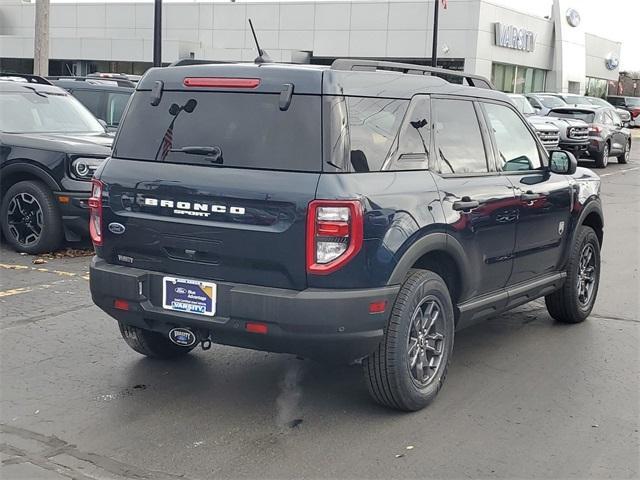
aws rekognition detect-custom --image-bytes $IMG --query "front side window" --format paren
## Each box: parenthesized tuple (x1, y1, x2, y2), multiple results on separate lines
(433, 99, 488, 174)
(483, 102, 542, 171)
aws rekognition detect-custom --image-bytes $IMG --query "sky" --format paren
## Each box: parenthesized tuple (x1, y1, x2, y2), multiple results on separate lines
(490, 0, 639, 71)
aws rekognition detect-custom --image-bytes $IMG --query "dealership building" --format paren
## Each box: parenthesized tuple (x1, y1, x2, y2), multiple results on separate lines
(0, 0, 622, 96)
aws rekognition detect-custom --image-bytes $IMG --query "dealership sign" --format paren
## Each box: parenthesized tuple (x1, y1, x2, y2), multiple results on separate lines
(494, 23, 536, 52)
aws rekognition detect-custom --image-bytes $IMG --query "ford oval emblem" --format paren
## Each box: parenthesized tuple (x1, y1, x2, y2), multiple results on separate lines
(168, 328, 198, 347)
(175, 287, 187, 294)
(108, 222, 126, 234)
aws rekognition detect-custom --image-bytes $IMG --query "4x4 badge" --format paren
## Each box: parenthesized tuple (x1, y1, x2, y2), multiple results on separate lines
(558, 221, 565, 235)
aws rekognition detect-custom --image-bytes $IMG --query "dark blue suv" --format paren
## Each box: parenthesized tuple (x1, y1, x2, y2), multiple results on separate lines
(89, 60, 604, 411)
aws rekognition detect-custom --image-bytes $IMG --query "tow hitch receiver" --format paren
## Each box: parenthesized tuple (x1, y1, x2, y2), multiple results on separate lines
(168, 328, 198, 347)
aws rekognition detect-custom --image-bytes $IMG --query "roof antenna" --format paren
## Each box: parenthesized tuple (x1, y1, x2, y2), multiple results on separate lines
(248, 19, 273, 64)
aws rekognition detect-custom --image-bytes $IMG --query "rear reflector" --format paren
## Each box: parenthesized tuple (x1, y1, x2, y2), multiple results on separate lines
(183, 77, 261, 89)
(114, 299, 129, 311)
(369, 300, 387, 314)
(245, 322, 268, 335)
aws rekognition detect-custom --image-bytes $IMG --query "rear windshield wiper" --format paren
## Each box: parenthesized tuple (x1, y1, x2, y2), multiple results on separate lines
(169, 146, 223, 164)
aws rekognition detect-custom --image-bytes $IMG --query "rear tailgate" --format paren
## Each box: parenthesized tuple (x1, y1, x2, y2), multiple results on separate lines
(96, 66, 323, 290)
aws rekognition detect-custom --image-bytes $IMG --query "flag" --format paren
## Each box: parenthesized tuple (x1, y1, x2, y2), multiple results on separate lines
(160, 121, 174, 161)
(441, 0, 448, 9)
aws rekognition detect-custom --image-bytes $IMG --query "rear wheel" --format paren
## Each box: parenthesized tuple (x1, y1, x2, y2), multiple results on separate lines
(0, 181, 63, 254)
(617, 140, 630, 164)
(594, 142, 609, 168)
(118, 323, 196, 359)
(363, 270, 455, 411)
(545, 226, 601, 323)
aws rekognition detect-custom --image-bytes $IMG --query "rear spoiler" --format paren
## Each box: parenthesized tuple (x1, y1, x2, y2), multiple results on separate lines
(330, 59, 495, 90)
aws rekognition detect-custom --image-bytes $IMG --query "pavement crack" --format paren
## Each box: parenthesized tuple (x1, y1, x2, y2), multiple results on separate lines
(1, 304, 96, 330)
(0, 424, 191, 480)
(590, 313, 639, 324)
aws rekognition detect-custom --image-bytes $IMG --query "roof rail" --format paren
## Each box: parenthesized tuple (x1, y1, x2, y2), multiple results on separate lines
(330, 59, 495, 90)
(47, 76, 135, 88)
(0, 73, 53, 85)
(168, 59, 237, 67)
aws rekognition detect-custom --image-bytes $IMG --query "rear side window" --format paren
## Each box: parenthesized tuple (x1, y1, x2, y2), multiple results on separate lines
(433, 99, 488, 174)
(71, 89, 103, 119)
(114, 91, 322, 172)
(106, 92, 131, 126)
(323, 96, 413, 172)
(384, 95, 430, 171)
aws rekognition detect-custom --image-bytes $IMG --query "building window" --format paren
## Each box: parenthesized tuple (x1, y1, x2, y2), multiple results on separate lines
(585, 77, 609, 98)
(492, 63, 546, 94)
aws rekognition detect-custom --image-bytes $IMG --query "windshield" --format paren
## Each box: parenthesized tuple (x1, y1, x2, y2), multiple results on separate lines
(508, 95, 535, 115)
(539, 96, 566, 108)
(549, 110, 595, 123)
(0, 90, 105, 134)
(563, 95, 588, 105)
(586, 97, 609, 107)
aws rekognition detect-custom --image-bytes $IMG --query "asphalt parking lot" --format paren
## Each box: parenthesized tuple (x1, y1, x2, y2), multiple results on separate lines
(1, 136, 639, 479)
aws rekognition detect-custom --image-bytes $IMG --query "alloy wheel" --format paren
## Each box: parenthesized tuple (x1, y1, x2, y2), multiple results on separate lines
(7, 193, 44, 247)
(603, 145, 609, 166)
(577, 243, 597, 306)
(407, 297, 445, 386)
(624, 142, 630, 162)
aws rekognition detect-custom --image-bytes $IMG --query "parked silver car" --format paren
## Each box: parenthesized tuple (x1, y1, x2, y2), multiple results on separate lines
(545, 93, 632, 127)
(507, 94, 559, 151)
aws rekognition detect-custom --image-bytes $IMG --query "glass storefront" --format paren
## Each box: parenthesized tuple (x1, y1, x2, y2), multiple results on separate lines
(585, 77, 609, 98)
(492, 63, 546, 94)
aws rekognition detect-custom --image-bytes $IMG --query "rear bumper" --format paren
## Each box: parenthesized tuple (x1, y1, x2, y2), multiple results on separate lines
(90, 257, 399, 362)
(54, 191, 90, 241)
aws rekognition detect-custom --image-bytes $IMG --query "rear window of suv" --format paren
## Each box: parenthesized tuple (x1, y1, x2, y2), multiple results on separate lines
(113, 91, 322, 172)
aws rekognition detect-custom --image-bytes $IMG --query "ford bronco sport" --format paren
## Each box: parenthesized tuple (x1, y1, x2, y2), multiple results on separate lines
(90, 60, 603, 411)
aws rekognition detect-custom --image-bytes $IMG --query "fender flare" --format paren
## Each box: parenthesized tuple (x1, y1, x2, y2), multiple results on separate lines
(387, 232, 473, 301)
(573, 198, 603, 243)
(1, 162, 61, 193)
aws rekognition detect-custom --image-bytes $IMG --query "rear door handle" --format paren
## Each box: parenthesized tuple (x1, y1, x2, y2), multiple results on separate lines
(520, 191, 542, 201)
(452, 198, 480, 211)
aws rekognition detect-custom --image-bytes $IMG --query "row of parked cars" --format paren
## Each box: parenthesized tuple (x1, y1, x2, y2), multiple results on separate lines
(509, 92, 634, 168)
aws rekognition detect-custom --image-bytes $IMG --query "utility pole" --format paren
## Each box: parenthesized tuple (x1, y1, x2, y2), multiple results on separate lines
(153, 0, 162, 67)
(430, 0, 439, 67)
(34, 0, 50, 76)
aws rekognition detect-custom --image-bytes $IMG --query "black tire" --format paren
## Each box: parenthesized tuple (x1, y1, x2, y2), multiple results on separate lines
(594, 142, 609, 168)
(0, 180, 63, 254)
(617, 140, 630, 164)
(545, 226, 601, 324)
(118, 322, 196, 359)
(363, 269, 455, 411)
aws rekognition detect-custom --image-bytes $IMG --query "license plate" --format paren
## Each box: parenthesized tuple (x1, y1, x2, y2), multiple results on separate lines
(162, 276, 216, 317)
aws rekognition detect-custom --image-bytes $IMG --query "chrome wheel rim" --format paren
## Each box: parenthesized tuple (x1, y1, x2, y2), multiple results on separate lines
(407, 297, 445, 386)
(625, 142, 630, 162)
(577, 244, 597, 306)
(7, 193, 43, 247)
(603, 145, 609, 166)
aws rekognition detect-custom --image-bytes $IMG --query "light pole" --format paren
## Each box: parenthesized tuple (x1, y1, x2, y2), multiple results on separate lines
(153, 0, 162, 67)
(34, 0, 50, 75)
(430, 0, 439, 67)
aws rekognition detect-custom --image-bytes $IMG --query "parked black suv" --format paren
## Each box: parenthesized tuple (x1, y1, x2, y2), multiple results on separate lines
(0, 77, 113, 253)
(89, 61, 604, 411)
(49, 77, 134, 132)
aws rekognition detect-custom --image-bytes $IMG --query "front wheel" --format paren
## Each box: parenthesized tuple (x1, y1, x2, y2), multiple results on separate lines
(545, 226, 601, 323)
(0, 181, 63, 254)
(119, 323, 196, 359)
(363, 270, 455, 411)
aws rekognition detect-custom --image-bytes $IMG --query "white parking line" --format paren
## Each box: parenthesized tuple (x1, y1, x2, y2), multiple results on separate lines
(600, 166, 640, 177)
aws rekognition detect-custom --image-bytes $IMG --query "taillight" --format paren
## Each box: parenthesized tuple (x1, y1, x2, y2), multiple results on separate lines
(631, 108, 640, 119)
(588, 124, 602, 134)
(88, 179, 103, 246)
(306, 200, 363, 275)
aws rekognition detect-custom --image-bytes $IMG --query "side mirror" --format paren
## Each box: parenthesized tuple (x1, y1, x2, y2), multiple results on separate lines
(97, 118, 108, 130)
(549, 150, 577, 175)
